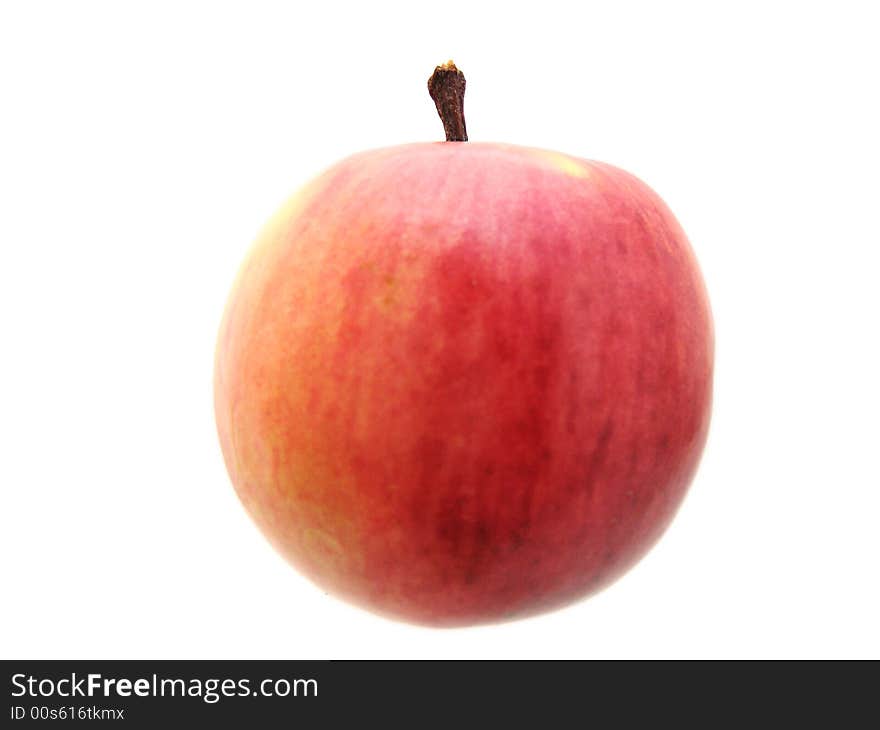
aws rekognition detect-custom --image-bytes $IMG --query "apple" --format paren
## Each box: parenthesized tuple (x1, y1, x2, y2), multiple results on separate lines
(214, 62, 713, 626)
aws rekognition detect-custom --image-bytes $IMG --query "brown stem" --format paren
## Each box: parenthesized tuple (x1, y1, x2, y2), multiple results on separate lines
(428, 61, 468, 142)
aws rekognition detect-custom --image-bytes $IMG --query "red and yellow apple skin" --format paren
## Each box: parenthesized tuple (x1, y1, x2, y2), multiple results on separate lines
(214, 142, 713, 626)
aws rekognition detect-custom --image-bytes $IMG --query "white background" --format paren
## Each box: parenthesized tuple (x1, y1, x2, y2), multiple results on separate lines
(2, 1, 878, 659)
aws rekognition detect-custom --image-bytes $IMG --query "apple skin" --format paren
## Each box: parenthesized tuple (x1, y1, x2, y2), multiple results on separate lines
(214, 142, 713, 626)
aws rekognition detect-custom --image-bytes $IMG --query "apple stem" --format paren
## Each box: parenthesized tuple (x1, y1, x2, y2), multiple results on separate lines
(428, 61, 468, 142)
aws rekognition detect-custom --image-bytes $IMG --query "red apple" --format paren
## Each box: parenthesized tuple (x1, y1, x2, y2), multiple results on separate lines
(214, 63, 713, 626)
